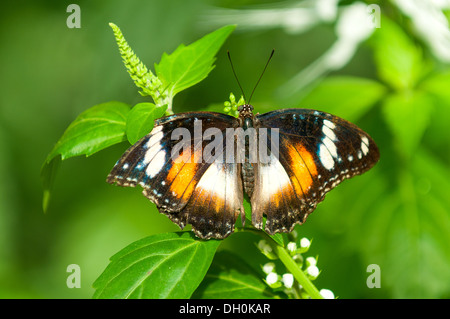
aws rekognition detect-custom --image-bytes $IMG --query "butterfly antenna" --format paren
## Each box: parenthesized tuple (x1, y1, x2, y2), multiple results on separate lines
(227, 50, 247, 103)
(248, 49, 274, 105)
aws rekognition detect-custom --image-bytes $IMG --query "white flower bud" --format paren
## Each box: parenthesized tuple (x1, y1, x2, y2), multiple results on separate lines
(320, 289, 335, 299)
(282, 273, 294, 289)
(266, 272, 278, 285)
(306, 256, 317, 267)
(306, 265, 319, 278)
(287, 242, 297, 253)
(262, 262, 275, 275)
(300, 237, 311, 248)
(257, 240, 277, 260)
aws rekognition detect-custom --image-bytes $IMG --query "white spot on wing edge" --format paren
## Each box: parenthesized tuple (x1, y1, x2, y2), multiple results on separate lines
(361, 135, 369, 156)
(143, 141, 162, 165)
(322, 125, 337, 142)
(145, 150, 166, 178)
(145, 130, 163, 149)
(319, 143, 334, 170)
(150, 125, 163, 135)
(361, 135, 369, 146)
(323, 119, 336, 129)
(323, 136, 338, 158)
(361, 141, 369, 156)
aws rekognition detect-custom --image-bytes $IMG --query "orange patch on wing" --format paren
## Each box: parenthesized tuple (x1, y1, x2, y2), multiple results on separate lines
(168, 150, 200, 200)
(288, 144, 317, 195)
(213, 194, 225, 213)
(191, 187, 225, 215)
(271, 183, 297, 208)
(270, 191, 283, 207)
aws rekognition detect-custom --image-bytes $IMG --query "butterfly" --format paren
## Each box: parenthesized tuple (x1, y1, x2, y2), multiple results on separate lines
(107, 104, 379, 239)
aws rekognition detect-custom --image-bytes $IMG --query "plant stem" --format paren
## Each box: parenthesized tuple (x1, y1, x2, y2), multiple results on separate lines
(260, 231, 323, 299)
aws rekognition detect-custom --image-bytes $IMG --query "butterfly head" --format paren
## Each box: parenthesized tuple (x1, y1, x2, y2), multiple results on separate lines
(238, 104, 255, 129)
(238, 104, 254, 118)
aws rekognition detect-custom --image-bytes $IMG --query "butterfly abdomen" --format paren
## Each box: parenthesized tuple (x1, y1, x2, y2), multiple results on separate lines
(241, 162, 255, 197)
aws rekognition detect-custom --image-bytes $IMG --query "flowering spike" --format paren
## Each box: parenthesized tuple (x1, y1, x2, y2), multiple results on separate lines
(109, 23, 169, 109)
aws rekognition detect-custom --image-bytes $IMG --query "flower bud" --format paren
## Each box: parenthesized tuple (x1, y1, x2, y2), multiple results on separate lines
(262, 262, 275, 275)
(287, 242, 297, 254)
(306, 265, 320, 279)
(320, 289, 335, 299)
(282, 273, 294, 289)
(305, 256, 317, 267)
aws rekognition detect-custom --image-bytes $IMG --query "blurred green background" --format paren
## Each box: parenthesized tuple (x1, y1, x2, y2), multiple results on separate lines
(1, 0, 449, 298)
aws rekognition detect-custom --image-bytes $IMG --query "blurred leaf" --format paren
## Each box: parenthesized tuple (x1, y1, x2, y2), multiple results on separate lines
(126, 103, 167, 144)
(298, 76, 386, 121)
(155, 25, 235, 97)
(347, 150, 450, 298)
(421, 70, 450, 104)
(371, 17, 426, 90)
(45, 101, 130, 162)
(0, 127, 15, 278)
(93, 232, 220, 299)
(420, 70, 450, 158)
(192, 251, 281, 299)
(381, 91, 433, 158)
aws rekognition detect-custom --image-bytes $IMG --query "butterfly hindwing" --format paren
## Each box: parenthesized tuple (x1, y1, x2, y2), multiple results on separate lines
(165, 159, 244, 239)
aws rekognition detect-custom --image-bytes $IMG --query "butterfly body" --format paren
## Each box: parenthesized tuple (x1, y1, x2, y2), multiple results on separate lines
(107, 106, 379, 239)
(238, 104, 257, 198)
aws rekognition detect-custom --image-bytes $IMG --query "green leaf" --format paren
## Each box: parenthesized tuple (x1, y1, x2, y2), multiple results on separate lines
(371, 17, 426, 90)
(298, 76, 386, 122)
(126, 103, 167, 144)
(45, 101, 130, 162)
(192, 251, 281, 299)
(155, 25, 235, 98)
(41, 101, 130, 212)
(267, 230, 285, 247)
(381, 91, 433, 158)
(93, 232, 220, 299)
